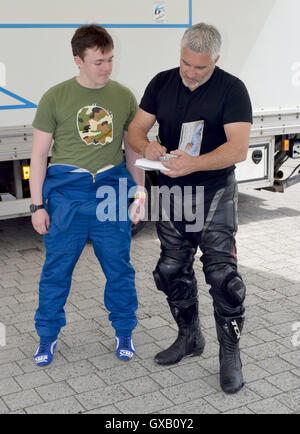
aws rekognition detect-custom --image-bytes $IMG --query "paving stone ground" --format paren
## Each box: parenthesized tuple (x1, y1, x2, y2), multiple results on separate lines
(0, 161, 300, 414)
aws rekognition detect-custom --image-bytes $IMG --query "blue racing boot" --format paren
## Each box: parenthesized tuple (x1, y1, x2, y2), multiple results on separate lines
(34, 340, 57, 366)
(115, 335, 135, 360)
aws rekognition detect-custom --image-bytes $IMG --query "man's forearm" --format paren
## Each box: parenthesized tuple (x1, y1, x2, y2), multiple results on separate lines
(193, 140, 248, 171)
(163, 122, 251, 177)
(162, 139, 249, 178)
(126, 152, 145, 191)
(29, 128, 53, 204)
(29, 154, 48, 204)
(127, 124, 150, 156)
(124, 132, 145, 191)
(194, 121, 250, 171)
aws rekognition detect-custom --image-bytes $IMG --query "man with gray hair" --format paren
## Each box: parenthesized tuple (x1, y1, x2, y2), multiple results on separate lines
(127, 23, 252, 394)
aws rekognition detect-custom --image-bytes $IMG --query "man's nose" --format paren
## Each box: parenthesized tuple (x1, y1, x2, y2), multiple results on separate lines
(185, 65, 195, 76)
(103, 62, 112, 72)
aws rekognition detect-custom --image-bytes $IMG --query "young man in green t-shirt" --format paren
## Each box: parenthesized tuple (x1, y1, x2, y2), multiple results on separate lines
(29, 25, 145, 366)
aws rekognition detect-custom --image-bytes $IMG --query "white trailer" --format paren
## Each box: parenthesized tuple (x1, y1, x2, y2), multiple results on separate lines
(1, 0, 300, 220)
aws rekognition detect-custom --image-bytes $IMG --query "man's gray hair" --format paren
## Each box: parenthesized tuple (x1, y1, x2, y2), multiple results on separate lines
(181, 23, 222, 60)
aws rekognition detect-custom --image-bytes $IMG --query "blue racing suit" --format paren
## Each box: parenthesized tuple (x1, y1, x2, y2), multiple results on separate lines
(34, 162, 138, 342)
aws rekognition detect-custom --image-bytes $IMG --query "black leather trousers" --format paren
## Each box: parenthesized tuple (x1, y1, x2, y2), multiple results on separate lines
(153, 173, 245, 317)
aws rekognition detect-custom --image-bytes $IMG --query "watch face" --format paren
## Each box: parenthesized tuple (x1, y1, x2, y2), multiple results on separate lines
(30, 204, 43, 213)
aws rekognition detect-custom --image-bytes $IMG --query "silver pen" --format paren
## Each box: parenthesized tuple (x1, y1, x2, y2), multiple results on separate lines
(156, 135, 179, 161)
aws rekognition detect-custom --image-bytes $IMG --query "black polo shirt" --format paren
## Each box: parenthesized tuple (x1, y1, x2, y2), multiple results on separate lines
(139, 66, 252, 189)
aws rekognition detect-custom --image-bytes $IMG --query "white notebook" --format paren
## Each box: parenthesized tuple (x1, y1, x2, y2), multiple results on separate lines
(134, 158, 170, 171)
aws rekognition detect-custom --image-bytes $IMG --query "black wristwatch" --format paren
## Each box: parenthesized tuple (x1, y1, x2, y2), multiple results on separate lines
(30, 204, 44, 213)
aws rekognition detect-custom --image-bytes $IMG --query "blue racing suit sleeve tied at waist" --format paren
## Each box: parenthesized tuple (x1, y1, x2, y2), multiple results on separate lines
(42, 163, 137, 235)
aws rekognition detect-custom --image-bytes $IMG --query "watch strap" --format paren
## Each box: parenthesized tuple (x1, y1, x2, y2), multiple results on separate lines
(30, 204, 44, 213)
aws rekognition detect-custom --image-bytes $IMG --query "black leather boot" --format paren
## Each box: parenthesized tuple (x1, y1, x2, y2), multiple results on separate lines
(215, 312, 244, 394)
(155, 297, 205, 365)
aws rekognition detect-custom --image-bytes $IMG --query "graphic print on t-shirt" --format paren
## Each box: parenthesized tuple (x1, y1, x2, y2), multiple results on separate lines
(77, 105, 113, 146)
(178, 120, 204, 156)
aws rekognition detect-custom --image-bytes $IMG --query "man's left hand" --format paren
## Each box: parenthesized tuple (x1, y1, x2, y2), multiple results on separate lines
(160, 150, 198, 178)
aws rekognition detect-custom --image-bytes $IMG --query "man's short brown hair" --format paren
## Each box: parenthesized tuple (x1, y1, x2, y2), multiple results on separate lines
(71, 24, 114, 59)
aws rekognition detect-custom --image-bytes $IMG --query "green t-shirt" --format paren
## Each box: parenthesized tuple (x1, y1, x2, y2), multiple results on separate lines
(32, 77, 138, 173)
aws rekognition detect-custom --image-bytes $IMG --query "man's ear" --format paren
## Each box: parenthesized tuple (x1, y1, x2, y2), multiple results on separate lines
(214, 55, 220, 65)
(74, 56, 83, 68)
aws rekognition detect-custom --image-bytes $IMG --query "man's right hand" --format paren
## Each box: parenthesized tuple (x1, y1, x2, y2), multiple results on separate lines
(31, 209, 50, 235)
(144, 141, 167, 161)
